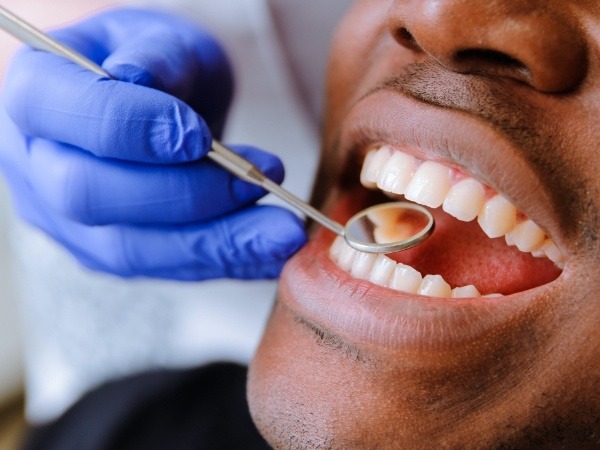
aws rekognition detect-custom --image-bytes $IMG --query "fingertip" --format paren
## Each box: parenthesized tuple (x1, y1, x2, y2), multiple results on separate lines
(228, 260, 287, 280)
(232, 145, 285, 184)
(3, 48, 36, 126)
(244, 206, 307, 261)
(226, 145, 286, 204)
(103, 61, 159, 89)
(4, 46, 212, 164)
(180, 110, 213, 161)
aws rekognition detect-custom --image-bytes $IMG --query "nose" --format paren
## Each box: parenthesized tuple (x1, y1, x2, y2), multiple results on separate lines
(388, 0, 588, 92)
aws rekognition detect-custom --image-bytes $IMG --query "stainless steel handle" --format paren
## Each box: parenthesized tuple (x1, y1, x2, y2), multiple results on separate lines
(208, 141, 345, 236)
(0, 5, 109, 77)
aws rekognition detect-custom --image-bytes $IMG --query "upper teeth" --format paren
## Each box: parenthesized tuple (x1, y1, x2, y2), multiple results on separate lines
(329, 145, 565, 299)
(359, 145, 564, 266)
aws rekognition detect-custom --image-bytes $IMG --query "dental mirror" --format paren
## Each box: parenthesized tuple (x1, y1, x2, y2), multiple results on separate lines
(0, 5, 436, 254)
(344, 202, 434, 253)
(210, 142, 435, 254)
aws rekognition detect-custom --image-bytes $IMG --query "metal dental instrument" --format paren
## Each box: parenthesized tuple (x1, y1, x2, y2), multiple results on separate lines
(0, 5, 435, 254)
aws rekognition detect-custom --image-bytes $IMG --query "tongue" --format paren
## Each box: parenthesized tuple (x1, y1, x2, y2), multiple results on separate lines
(388, 207, 561, 295)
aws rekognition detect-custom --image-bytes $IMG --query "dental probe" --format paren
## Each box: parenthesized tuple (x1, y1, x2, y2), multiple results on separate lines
(0, 5, 435, 254)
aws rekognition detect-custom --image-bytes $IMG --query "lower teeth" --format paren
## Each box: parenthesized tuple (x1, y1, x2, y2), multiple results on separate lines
(329, 236, 501, 299)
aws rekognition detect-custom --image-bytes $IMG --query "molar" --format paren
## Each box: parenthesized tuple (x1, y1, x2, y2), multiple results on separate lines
(542, 240, 564, 265)
(534, 239, 564, 266)
(505, 219, 545, 252)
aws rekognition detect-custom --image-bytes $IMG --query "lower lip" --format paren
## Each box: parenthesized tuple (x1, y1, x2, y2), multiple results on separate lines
(279, 228, 556, 352)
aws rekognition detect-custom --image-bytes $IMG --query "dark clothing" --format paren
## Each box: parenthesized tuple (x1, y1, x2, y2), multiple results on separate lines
(23, 363, 271, 450)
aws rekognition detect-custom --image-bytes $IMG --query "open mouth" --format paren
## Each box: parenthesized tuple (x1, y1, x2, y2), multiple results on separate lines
(278, 90, 567, 349)
(328, 144, 563, 298)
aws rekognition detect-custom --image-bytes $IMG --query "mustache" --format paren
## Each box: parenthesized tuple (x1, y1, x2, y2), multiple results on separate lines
(377, 61, 542, 149)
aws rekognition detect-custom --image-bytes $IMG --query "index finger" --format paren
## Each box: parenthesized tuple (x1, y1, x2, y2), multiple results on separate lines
(3, 48, 210, 163)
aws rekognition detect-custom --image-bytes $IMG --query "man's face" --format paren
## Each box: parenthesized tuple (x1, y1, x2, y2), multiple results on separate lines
(249, 0, 600, 448)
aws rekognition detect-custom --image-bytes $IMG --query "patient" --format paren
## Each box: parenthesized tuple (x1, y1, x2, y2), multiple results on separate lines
(248, 0, 600, 448)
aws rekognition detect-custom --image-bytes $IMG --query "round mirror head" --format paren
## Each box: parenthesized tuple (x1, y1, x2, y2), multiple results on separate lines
(344, 202, 435, 254)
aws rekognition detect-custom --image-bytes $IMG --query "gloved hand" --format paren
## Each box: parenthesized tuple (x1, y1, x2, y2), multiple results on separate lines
(0, 8, 306, 280)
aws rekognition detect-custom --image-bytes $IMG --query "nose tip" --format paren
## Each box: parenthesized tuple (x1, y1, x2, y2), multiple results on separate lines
(389, 1, 588, 92)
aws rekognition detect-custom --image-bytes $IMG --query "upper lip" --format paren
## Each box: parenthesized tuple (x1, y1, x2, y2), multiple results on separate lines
(336, 87, 565, 252)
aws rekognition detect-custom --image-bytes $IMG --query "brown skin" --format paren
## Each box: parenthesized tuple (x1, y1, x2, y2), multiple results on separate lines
(249, 1, 600, 448)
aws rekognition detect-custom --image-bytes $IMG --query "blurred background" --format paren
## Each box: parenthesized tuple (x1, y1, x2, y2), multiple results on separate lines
(0, 3, 123, 447)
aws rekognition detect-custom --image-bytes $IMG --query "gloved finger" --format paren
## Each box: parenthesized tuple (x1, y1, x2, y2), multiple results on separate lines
(3, 49, 209, 164)
(102, 32, 231, 137)
(0, 106, 26, 175)
(99, 26, 232, 135)
(28, 141, 285, 225)
(19, 200, 307, 281)
(51, 8, 233, 135)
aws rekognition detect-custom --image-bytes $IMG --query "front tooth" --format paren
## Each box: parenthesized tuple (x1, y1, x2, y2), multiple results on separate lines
(443, 178, 486, 221)
(338, 243, 358, 271)
(390, 264, 423, 293)
(418, 275, 452, 298)
(531, 248, 545, 258)
(478, 195, 517, 238)
(377, 151, 416, 195)
(351, 252, 376, 279)
(369, 255, 396, 287)
(329, 236, 344, 259)
(505, 219, 545, 252)
(404, 161, 452, 208)
(360, 151, 377, 188)
(361, 146, 392, 188)
(451, 285, 481, 298)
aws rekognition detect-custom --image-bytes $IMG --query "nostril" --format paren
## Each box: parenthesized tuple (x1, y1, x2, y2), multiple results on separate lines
(455, 49, 526, 71)
(453, 49, 532, 83)
(393, 27, 422, 53)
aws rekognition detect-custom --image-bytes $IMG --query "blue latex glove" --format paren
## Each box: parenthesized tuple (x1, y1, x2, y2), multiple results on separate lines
(0, 8, 306, 280)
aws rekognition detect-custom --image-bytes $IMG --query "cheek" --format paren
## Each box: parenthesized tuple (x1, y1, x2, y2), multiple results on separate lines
(325, 1, 391, 135)
(247, 300, 540, 449)
(247, 286, 600, 448)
